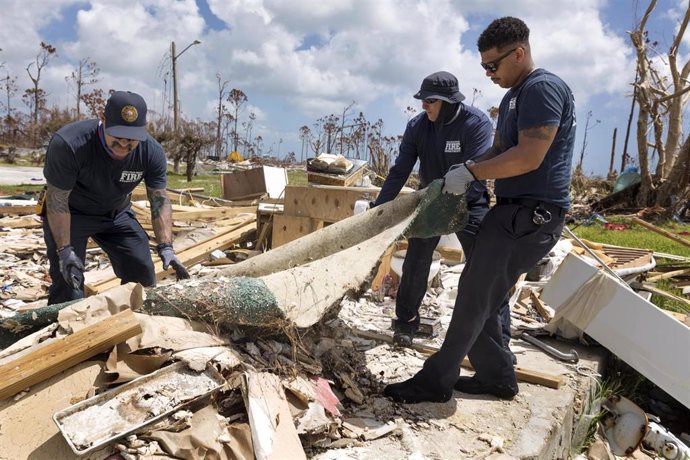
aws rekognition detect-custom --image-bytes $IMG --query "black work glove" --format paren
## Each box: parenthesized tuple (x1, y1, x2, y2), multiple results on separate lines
(157, 243, 190, 280)
(57, 245, 85, 289)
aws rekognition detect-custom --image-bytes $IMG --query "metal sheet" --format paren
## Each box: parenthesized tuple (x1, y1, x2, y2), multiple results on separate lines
(53, 361, 225, 455)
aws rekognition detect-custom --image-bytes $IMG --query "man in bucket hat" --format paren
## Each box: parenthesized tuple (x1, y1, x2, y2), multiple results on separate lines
(384, 17, 575, 403)
(372, 71, 513, 355)
(42, 90, 189, 305)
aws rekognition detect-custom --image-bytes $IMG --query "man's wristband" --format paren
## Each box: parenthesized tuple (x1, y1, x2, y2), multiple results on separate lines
(464, 160, 479, 180)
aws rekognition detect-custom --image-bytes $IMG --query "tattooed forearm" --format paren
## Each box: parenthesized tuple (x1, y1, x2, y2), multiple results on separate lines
(147, 187, 170, 220)
(46, 183, 72, 248)
(147, 187, 173, 245)
(521, 125, 557, 141)
(46, 183, 71, 214)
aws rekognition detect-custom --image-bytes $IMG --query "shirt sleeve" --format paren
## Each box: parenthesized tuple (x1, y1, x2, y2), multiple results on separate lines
(43, 134, 79, 191)
(143, 142, 168, 189)
(517, 81, 564, 130)
(374, 124, 419, 206)
(462, 116, 493, 162)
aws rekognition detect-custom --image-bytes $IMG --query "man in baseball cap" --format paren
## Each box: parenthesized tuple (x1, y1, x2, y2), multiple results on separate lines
(104, 90, 149, 141)
(41, 90, 189, 306)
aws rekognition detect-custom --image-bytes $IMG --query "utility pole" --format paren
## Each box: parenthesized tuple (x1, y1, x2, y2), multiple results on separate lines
(171, 39, 201, 133)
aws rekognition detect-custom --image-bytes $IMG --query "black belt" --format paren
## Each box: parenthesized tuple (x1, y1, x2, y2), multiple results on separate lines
(496, 197, 566, 218)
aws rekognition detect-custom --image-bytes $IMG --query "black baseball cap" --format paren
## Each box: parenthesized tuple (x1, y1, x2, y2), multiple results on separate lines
(413, 71, 465, 103)
(104, 91, 148, 141)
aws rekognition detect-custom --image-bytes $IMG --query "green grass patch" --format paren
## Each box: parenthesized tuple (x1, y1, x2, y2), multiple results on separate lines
(288, 170, 307, 186)
(166, 172, 223, 198)
(0, 184, 45, 196)
(570, 215, 690, 257)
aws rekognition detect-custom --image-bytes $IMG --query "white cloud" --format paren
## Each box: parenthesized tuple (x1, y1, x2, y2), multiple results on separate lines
(0, 0, 644, 171)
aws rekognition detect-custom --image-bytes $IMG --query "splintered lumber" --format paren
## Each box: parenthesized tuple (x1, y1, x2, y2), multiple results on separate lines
(86, 216, 256, 295)
(630, 217, 690, 249)
(350, 328, 563, 389)
(0, 309, 141, 400)
(0, 205, 37, 216)
(242, 372, 307, 460)
(371, 243, 396, 292)
(529, 290, 554, 322)
(646, 268, 690, 283)
(630, 281, 690, 310)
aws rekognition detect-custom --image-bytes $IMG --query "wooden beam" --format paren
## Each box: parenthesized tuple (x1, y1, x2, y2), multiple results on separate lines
(646, 268, 690, 283)
(0, 205, 37, 216)
(630, 281, 690, 310)
(171, 206, 255, 221)
(630, 217, 690, 249)
(0, 309, 141, 400)
(85, 217, 256, 294)
(350, 328, 563, 389)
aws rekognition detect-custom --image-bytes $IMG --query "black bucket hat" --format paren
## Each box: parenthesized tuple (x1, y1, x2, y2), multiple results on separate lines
(413, 71, 465, 103)
(104, 91, 148, 141)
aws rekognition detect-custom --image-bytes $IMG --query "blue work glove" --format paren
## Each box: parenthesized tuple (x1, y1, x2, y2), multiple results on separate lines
(442, 162, 477, 195)
(157, 243, 190, 280)
(57, 245, 85, 289)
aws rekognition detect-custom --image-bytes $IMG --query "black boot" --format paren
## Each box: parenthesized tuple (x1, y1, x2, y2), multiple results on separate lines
(454, 376, 518, 400)
(384, 374, 453, 403)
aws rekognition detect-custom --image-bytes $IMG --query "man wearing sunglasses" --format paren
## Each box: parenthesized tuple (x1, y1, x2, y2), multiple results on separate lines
(372, 71, 513, 356)
(42, 90, 189, 305)
(384, 17, 575, 403)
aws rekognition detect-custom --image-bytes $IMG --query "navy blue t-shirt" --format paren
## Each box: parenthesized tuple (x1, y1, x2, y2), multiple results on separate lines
(43, 119, 167, 216)
(375, 103, 493, 211)
(494, 68, 576, 208)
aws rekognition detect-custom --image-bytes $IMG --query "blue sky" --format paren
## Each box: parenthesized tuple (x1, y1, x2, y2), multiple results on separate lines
(0, 0, 687, 176)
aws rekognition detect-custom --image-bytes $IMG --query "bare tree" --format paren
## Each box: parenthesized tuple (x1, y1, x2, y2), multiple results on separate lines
(1, 73, 18, 141)
(214, 73, 229, 158)
(299, 125, 311, 162)
(25, 42, 56, 131)
(577, 110, 600, 171)
(630, 0, 690, 207)
(66, 58, 100, 119)
(81, 88, 108, 118)
(227, 88, 247, 152)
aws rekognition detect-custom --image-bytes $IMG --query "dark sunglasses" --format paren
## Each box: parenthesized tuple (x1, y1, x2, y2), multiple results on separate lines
(423, 98, 439, 104)
(481, 47, 518, 73)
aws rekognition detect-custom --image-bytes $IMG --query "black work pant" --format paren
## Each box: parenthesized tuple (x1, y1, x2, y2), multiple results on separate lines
(418, 202, 565, 390)
(396, 209, 512, 346)
(43, 208, 156, 305)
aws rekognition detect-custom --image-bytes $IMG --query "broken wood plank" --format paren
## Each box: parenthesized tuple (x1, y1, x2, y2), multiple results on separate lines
(85, 218, 256, 294)
(0, 205, 37, 216)
(529, 290, 554, 322)
(646, 268, 690, 283)
(630, 217, 690, 249)
(242, 372, 307, 460)
(350, 328, 563, 389)
(371, 243, 396, 292)
(0, 309, 141, 400)
(171, 206, 255, 221)
(630, 281, 690, 310)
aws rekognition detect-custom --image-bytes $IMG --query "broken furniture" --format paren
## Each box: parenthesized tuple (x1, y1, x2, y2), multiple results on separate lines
(221, 165, 288, 202)
(307, 156, 368, 187)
